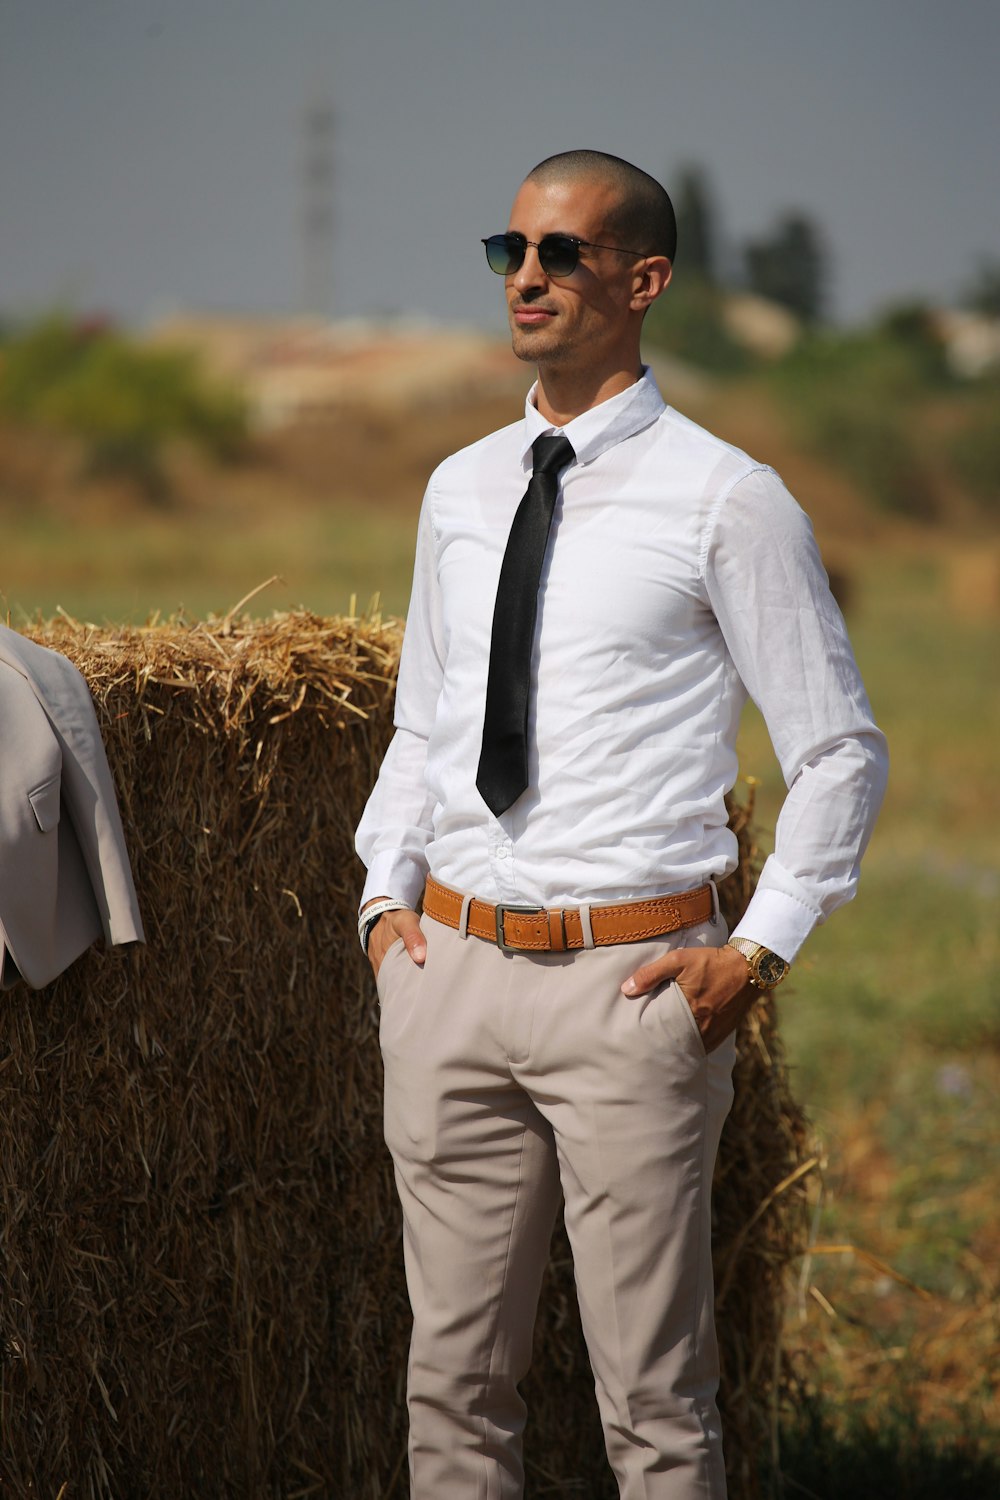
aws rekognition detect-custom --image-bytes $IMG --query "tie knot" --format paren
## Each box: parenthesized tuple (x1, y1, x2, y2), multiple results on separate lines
(531, 434, 575, 478)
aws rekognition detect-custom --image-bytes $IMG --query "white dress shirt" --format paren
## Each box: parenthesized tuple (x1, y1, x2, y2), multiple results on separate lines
(355, 367, 887, 962)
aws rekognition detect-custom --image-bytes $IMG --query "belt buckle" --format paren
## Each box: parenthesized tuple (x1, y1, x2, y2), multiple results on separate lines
(494, 903, 545, 954)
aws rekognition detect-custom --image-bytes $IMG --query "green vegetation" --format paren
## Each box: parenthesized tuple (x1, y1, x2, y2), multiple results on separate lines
(962, 256, 1000, 318)
(764, 322, 946, 520)
(647, 298, 999, 521)
(667, 161, 829, 323)
(739, 546, 998, 1104)
(0, 314, 247, 501)
(757, 306, 1000, 522)
(0, 498, 418, 625)
(950, 389, 1000, 513)
(644, 158, 999, 532)
(645, 274, 752, 374)
(743, 210, 828, 325)
(737, 550, 999, 1490)
(778, 1399, 1000, 1499)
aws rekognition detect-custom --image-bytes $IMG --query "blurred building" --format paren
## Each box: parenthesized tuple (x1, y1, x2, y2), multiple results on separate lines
(932, 309, 1000, 379)
(144, 317, 530, 429)
(721, 292, 801, 360)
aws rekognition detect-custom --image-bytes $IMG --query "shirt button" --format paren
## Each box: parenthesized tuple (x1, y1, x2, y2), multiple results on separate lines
(496, 846, 510, 859)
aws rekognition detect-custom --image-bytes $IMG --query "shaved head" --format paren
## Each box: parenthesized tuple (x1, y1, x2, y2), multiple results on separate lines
(525, 150, 677, 263)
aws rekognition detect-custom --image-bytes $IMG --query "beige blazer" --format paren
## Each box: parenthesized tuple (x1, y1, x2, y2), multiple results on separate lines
(0, 626, 144, 990)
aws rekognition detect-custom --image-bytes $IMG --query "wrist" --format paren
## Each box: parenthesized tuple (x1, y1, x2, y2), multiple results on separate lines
(358, 898, 411, 954)
(726, 937, 791, 992)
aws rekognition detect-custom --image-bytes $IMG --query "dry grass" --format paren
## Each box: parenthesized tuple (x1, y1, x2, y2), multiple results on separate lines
(783, 1085, 1000, 1442)
(0, 614, 812, 1497)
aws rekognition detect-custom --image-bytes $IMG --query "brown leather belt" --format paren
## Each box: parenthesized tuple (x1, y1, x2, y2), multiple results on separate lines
(423, 875, 715, 954)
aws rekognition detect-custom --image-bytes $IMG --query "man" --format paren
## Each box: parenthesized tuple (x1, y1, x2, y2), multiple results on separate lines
(355, 151, 887, 1498)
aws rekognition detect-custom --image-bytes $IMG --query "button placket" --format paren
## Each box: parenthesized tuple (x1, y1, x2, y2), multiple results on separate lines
(489, 828, 518, 901)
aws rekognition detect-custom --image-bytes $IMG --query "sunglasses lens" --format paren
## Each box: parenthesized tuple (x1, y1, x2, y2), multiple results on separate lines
(483, 233, 580, 277)
(484, 235, 524, 275)
(538, 236, 579, 277)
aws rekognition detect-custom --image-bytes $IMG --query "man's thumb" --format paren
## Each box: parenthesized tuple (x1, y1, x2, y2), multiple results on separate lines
(621, 947, 683, 996)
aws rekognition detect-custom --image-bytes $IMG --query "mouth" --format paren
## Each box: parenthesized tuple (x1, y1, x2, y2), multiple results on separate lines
(511, 304, 556, 327)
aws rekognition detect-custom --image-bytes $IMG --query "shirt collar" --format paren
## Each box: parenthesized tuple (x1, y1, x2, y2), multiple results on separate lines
(519, 365, 666, 471)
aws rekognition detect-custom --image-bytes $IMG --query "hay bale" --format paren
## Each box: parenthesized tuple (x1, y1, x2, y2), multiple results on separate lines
(0, 614, 812, 1498)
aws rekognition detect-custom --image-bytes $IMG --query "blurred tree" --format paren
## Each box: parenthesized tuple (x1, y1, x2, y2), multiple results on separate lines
(960, 257, 1000, 317)
(644, 277, 751, 373)
(743, 212, 828, 324)
(768, 330, 939, 519)
(673, 165, 718, 282)
(875, 301, 949, 385)
(951, 397, 1000, 513)
(0, 314, 246, 502)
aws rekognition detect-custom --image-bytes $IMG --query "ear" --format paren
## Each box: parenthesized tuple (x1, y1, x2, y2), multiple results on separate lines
(630, 255, 672, 312)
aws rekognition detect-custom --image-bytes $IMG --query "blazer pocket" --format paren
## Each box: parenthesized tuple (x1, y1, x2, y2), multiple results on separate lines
(28, 774, 61, 833)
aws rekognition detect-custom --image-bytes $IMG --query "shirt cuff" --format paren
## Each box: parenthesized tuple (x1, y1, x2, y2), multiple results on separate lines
(729, 885, 820, 964)
(359, 850, 427, 915)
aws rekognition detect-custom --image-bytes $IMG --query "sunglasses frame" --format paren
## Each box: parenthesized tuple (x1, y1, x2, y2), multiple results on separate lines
(482, 232, 646, 278)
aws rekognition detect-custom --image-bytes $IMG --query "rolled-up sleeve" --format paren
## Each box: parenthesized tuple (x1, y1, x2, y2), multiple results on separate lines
(703, 467, 889, 961)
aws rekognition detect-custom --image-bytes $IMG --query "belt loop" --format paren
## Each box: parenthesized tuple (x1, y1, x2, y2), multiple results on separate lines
(578, 903, 595, 950)
(458, 893, 472, 940)
(708, 879, 720, 926)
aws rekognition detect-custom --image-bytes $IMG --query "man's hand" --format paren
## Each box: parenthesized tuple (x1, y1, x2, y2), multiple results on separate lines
(621, 944, 758, 1053)
(364, 903, 427, 980)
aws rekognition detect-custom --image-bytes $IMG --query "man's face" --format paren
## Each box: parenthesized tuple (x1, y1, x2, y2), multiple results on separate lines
(502, 175, 643, 372)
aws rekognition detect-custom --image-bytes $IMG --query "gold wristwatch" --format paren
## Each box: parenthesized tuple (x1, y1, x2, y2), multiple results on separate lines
(726, 938, 790, 992)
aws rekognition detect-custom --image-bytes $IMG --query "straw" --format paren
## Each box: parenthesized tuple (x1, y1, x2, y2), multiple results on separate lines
(0, 614, 813, 1498)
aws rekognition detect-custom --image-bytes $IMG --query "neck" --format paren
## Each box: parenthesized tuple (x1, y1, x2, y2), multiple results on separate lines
(533, 361, 644, 427)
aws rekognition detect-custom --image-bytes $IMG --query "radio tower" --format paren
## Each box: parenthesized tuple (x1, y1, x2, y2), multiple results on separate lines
(302, 97, 335, 320)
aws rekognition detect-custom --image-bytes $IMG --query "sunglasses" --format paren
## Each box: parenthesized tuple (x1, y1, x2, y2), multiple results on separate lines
(482, 232, 645, 279)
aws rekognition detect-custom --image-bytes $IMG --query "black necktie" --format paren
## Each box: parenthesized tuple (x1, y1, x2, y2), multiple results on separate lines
(476, 434, 575, 817)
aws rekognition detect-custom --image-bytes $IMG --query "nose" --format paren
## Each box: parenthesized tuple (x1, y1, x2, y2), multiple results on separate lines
(511, 242, 547, 294)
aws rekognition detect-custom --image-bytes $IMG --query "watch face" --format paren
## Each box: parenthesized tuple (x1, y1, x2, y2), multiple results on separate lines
(756, 950, 788, 987)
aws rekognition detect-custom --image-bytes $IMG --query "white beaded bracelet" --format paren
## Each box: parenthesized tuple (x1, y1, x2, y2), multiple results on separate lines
(357, 899, 411, 954)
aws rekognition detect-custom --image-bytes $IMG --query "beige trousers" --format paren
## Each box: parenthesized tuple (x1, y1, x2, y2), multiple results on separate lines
(377, 902, 736, 1499)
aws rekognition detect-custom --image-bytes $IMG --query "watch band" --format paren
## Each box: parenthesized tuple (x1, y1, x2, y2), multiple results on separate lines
(726, 937, 790, 991)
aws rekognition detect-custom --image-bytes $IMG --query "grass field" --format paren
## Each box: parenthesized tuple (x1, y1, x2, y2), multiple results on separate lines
(0, 489, 420, 626)
(2, 409, 998, 1495)
(734, 547, 1000, 1494)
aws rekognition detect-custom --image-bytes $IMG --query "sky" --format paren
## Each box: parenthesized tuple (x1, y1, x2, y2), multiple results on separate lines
(1, 0, 998, 333)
